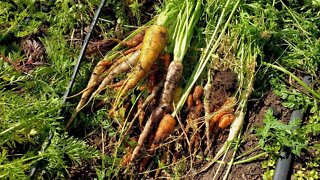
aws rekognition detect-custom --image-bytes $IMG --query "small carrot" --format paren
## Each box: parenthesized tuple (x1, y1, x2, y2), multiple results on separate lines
(97, 60, 113, 67)
(123, 43, 142, 56)
(121, 148, 133, 166)
(192, 85, 204, 101)
(152, 114, 176, 145)
(210, 110, 231, 124)
(187, 94, 193, 109)
(112, 29, 146, 48)
(159, 53, 171, 70)
(218, 114, 235, 129)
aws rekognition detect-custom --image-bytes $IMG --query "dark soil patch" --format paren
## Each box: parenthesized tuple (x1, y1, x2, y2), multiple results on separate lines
(210, 71, 238, 111)
(200, 90, 291, 179)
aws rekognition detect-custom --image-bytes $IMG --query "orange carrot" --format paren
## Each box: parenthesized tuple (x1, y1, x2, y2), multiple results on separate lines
(159, 53, 171, 70)
(112, 29, 146, 48)
(123, 43, 142, 56)
(210, 110, 231, 124)
(192, 85, 204, 101)
(187, 94, 194, 109)
(97, 60, 113, 67)
(218, 114, 235, 129)
(152, 114, 176, 145)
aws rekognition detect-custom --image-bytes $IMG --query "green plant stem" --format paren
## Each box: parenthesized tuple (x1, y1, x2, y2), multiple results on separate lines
(222, 131, 242, 180)
(235, 146, 261, 160)
(0, 155, 44, 169)
(262, 62, 320, 100)
(0, 123, 21, 136)
(215, 152, 268, 165)
(233, 152, 268, 165)
(172, 0, 240, 117)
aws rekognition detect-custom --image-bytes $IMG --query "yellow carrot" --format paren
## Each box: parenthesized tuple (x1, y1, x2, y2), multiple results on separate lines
(118, 25, 168, 98)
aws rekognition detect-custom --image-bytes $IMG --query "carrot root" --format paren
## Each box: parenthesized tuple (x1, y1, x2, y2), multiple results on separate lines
(130, 106, 166, 163)
(159, 61, 183, 106)
(204, 83, 213, 155)
(118, 25, 168, 99)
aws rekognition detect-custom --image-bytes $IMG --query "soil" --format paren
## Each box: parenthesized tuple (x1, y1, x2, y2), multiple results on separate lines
(210, 71, 238, 111)
(199, 90, 292, 180)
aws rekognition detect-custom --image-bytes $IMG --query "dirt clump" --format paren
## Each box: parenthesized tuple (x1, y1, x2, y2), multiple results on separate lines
(210, 71, 238, 110)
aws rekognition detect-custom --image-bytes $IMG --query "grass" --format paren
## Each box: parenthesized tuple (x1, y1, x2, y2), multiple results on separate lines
(0, 0, 319, 179)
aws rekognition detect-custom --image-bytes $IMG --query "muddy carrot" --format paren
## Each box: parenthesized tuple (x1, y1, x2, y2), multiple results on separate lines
(66, 51, 141, 129)
(187, 94, 193, 109)
(204, 82, 213, 154)
(192, 85, 204, 101)
(129, 61, 183, 162)
(218, 114, 235, 129)
(152, 114, 176, 145)
(118, 25, 168, 98)
(123, 43, 142, 56)
(159, 53, 171, 70)
(112, 29, 146, 48)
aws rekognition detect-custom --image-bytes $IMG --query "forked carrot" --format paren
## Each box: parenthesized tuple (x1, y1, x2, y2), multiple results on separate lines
(66, 51, 141, 129)
(118, 25, 168, 99)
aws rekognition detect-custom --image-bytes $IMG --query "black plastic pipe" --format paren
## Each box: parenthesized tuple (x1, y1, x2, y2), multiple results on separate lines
(28, 0, 106, 177)
(273, 76, 312, 180)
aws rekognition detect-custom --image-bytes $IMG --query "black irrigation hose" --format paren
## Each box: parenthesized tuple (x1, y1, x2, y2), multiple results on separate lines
(28, 0, 106, 177)
(273, 76, 312, 180)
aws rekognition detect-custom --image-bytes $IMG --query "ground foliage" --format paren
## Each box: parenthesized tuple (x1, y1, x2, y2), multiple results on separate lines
(0, 0, 319, 179)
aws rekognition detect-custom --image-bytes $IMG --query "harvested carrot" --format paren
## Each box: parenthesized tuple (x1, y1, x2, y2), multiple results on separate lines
(89, 50, 141, 102)
(152, 114, 176, 144)
(118, 25, 168, 98)
(129, 61, 183, 163)
(159, 53, 171, 70)
(210, 110, 231, 124)
(159, 61, 183, 106)
(139, 114, 176, 171)
(203, 82, 213, 155)
(187, 94, 193, 109)
(123, 43, 142, 56)
(218, 114, 235, 129)
(66, 51, 141, 129)
(97, 60, 113, 67)
(112, 29, 146, 48)
(67, 51, 138, 99)
(188, 99, 203, 152)
(130, 106, 166, 162)
(125, 79, 165, 136)
(192, 85, 204, 101)
(108, 80, 125, 88)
